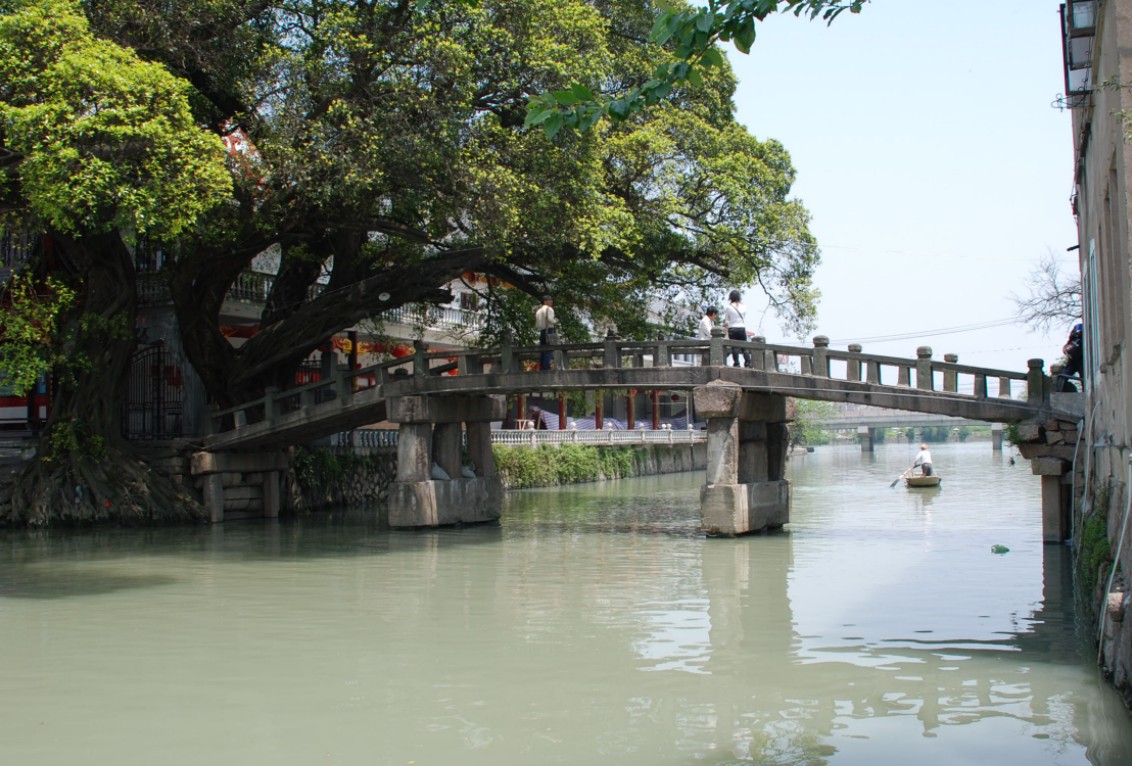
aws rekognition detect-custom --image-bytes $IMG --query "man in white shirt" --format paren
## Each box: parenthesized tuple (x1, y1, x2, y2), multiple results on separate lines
(534, 295, 558, 370)
(913, 444, 933, 476)
(697, 306, 717, 365)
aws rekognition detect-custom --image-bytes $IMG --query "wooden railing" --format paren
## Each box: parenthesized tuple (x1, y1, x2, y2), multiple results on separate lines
(207, 331, 1045, 437)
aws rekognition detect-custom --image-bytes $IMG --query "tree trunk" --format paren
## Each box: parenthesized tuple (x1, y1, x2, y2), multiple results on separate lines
(3, 232, 206, 526)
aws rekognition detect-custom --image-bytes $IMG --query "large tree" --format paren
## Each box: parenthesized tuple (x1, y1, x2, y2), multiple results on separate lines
(3, 0, 821, 523)
(1, 0, 230, 523)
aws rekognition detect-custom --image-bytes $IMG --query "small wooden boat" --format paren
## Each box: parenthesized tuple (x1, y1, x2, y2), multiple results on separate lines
(903, 469, 941, 488)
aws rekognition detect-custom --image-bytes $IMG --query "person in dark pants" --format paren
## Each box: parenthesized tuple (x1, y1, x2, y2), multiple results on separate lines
(1057, 322, 1084, 392)
(913, 444, 933, 476)
(534, 295, 558, 370)
(722, 290, 751, 368)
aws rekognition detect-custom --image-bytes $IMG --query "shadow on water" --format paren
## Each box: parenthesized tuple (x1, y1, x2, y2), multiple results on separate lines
(0, 507, 505, 600)
(0, 567, 180, 599)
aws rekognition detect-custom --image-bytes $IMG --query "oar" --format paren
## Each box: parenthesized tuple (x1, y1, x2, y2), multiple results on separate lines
(889, 469, 908, 488)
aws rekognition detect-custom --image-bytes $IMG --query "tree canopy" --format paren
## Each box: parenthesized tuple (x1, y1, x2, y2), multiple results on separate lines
(0, 0, 826, 522)
(74, 0, 821, 403)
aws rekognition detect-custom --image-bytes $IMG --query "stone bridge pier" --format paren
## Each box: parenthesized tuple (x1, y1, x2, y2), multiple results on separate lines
(387, 394, 507, 527)
(694, 381, 791, 536)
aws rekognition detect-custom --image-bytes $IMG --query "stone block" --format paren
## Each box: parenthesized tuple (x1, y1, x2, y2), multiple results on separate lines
(388, 481, 439, 527)
(1015, 423, 1042, 442)
(737, 392, 789, 422)
(387, 394, 506, 424)
(191, 450, 290, 476)
(747, 480, 790, 530)
(701, 483, 749, 536)
(1030, 457, 1068, 476)
(693, 381, 743, 418)
(433, 477, 503, 525)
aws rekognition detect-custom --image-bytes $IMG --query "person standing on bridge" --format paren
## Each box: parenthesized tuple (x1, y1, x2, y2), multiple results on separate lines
(1057, 322, 1084, 392)
(913, 444, 933, 476)
(535, 295, 558, 371)
(722, 290, 751, 368)
(697, 306, 718, 364)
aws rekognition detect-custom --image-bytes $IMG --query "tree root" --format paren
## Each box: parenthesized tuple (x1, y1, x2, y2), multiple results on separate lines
(2, 448, 207, 527)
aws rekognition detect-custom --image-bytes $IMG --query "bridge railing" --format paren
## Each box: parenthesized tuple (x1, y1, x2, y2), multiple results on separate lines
(207, 332, 1045, 435)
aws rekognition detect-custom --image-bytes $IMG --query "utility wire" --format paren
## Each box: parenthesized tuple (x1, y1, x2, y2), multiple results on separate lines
(831, 317, 1022, 345)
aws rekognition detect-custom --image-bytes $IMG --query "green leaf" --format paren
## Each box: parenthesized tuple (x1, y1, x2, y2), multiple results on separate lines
(553, 89, 579, 106)
(570, 83, 595, 101)
(686, 66, 703, 88)
(734, 18, 756, 53)
(701, 47, 725, 68)
(607, 99, 633, 121)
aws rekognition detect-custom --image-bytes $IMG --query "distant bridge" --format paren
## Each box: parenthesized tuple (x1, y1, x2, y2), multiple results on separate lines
(809, 412, 988, 431)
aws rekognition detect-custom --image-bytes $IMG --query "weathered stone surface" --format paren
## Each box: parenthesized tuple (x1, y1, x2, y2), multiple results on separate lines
(388, 481, 438, 527)
(388, 478, 502, 527)
(1016, 424, 1042, 442)
(737, 392, 789, 422)
(433, 477, 503, 525)
(387, 394, 506, 424)
(693, 381, 743, 418)
(748, 479, 790, 530)
(191, 450, 289, 475)
(396, 423, 432, 482)
(701, 483, 749, 536)
(705, 417, 739, 485)
(1030, 457, 1068, 476)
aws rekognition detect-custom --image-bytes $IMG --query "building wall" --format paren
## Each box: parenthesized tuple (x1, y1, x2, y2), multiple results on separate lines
(1068, 0, 1132, 705)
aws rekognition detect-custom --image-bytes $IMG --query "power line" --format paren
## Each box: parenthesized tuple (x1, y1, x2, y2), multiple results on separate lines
(831, 317, 1023, 345)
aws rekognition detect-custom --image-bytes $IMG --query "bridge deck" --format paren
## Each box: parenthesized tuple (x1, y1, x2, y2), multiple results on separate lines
(204, 335, 1067, 451)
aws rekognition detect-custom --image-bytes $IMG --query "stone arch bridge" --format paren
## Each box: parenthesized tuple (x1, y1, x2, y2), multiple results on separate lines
(197, 331, 1078, 540)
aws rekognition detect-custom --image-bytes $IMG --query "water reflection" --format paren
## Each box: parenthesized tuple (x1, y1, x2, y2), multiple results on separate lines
(0, 444, 1130, 766)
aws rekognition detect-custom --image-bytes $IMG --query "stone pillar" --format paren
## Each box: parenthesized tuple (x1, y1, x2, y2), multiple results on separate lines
(693, 382, 790, 537)
(811, 336, 829, 377)
(991, 423, 1004, 451)
(433, 422, 462, 480)
(858, 425, 874, 453)
(396, 422, 432, 481)
(1033, 457, 1071, 543)
(847, 344, 862, 381)
(943, 353, 959, 392)
(263, 470, 281, 519)
(387, 394, 506, 528)
(916, 346, 933, 390)
(1027, 358, 1049, 406)
(466, 421, 496, 477)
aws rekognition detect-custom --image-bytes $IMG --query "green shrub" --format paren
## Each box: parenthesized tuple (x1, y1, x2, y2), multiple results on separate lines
(492, 444, 637, 487)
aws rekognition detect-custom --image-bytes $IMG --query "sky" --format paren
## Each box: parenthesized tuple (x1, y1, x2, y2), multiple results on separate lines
(723, 2, 1079, 376)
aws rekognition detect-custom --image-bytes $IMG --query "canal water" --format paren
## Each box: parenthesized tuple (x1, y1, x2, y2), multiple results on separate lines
(2, 442, 1131, 765)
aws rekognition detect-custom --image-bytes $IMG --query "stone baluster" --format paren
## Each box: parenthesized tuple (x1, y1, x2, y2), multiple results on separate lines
(866, 358, 880, 384)
(943, 353, 958, 393)
(333, 364, 352, 401)
(973, 373, 988, 398)
(459, 350, 484, 375)
(654, 332, 670, 368)
(263, 386, 279, 423)
(1027, 359, 1048, 406)
(915, 346, 933, 390)
(815, 337, 833, 380)
(709, 327, 726, 366)
(499, 330, 515, 374)
(847, 343, 862, 382)
(603, 328, 620, 369)
(749, 336, 767, 371)
(412, 339, 428, 377)
(998, 376, 1011, 398)
(898, 364, 911, 386)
